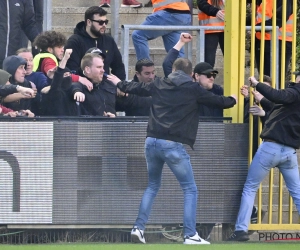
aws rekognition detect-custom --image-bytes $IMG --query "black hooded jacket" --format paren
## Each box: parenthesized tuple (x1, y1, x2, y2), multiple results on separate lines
(0, 0, 39, 68)
(41, 67, 82, 116)
(65, 21, 126, 80)
(257, 82, 300, 149)
(2, 55, 35, 112)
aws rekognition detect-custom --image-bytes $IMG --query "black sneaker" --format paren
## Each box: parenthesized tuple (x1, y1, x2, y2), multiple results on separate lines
(227, 231, 249, 241)
(251, 206, 266, 224)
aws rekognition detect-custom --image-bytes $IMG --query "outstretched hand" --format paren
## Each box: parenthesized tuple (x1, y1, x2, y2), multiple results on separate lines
(107, 74, 121, 85)
(249, 76, 259, 87)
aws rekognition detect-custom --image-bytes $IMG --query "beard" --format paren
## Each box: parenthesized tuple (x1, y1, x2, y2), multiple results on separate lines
(90, 24, 104, 37)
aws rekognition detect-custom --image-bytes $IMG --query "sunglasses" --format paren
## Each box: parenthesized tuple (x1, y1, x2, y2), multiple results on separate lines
(90, 19, 109, 25)
(202, 73, 217, 79)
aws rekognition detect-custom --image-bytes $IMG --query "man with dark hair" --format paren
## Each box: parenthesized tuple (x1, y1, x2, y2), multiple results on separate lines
(65, 6, 126, 80)
(108, 33, 237, 244)
(33, 31, 93, 91)
(227, 72, 300, 241)
(0, 0, 39, 68)
(116, 58, 155, 116)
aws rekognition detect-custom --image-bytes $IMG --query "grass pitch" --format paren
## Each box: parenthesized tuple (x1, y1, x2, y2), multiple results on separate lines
(1, 243, 300, 250)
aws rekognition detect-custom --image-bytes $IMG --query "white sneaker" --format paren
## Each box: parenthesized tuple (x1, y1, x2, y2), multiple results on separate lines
(183, 232, 210, 245)
(131, 226, 146, 243)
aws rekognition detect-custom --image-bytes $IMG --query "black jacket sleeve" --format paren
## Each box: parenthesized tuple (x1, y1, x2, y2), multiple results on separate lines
(195, 85, 236, 109)
(22, 0, 40, 42)
(0, 84, 18, 97)
(256, 82, 300, 104)
(162, 48, 179, 78)
(197, 0, 220, 16)
(110, 40, 126, 80)
(50, 67, 65, 90)
(260, 97, 274, 112)
(65, 36, 84, 74)
(117, 80, 152, 97)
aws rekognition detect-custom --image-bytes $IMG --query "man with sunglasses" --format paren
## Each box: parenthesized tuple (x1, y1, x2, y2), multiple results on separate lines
(193, 63, 224, 117)
(65, 6, 126, 81)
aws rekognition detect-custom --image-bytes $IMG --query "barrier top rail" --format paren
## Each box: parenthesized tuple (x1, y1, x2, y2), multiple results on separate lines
(121, 25, 277, 81)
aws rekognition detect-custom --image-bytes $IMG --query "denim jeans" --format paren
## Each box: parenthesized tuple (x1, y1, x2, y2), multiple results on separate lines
(132, 10, 191, 60)
(134, 137, 198, 237)
(235, 141, 300, 231)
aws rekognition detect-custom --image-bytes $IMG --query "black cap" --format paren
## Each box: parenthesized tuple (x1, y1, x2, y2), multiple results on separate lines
(292, 71, 300, 76)
(85, 47, 106, 59)
(193, 62, 218, 74)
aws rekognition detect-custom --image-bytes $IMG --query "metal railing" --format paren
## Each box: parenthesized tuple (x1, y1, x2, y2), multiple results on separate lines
(121, 25, 278, 81)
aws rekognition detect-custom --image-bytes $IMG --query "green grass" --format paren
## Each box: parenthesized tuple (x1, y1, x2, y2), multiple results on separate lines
(1, 243, 300, 250)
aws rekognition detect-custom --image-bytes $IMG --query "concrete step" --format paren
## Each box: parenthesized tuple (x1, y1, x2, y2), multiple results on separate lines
(52, 0, 151, 8)
(52, 7, 199, 30)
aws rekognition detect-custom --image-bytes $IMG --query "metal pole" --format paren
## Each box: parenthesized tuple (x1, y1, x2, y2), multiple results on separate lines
(186, 0, 193, 61)
(111, 0, 120, 43)
(43, 0, 52, 31)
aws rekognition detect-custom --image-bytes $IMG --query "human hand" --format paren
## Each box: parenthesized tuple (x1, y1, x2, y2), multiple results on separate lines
(249, 76, 259, 87)
(216, 10, 225, 21)
(4, 111, 18, 117)
(230, 94, 237, 103)
(47, 66, 57, 79)
(74, 92, 85, 102)
(249, 103, 265, 116)
(240, 85, 249, 97)
(17, 86, 34, 97)
(104, 111, 116, 118)
(22, 110, 35, 117)
(251, 90, 264, 103)
(79, 76, 93, 91)
(63, 49, 72, 60)
(180, 33, 192, 43)
(117, 88, 126, 97)
(41, 86, 51, 94)
(107, 74, 121, 85)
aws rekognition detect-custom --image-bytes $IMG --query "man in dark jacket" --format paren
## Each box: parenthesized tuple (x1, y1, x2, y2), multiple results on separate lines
(76, 53, 116, 117)
(2, 56, 37, 113)
(116, 58, 155, 116)
(40, 49, 85, 116)
(108, 33, 236, 245)
(0, 0, 39, 68)
(65, 6, 126, 80)
(227, 73, 300, 241)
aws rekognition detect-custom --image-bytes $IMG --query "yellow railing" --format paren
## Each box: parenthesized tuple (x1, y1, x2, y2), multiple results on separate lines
(224, 0, 300, 230)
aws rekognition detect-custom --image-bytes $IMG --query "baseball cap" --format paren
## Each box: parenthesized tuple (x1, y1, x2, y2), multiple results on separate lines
(193, 62, 218, 74)
(85, 47, 106, 59)
(292, 71, 300, 76)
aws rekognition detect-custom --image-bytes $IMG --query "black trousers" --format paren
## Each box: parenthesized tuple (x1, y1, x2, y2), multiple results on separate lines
(204, 32, 224, 68)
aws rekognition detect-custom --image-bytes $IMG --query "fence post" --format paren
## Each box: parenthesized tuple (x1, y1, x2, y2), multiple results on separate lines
(43, 0, 52, 31)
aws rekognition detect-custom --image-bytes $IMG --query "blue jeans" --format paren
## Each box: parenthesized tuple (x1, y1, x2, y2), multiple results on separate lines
(235, 141, 300, 231)
(134, 137, 198, 237)
(132, 10, 191, 60)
